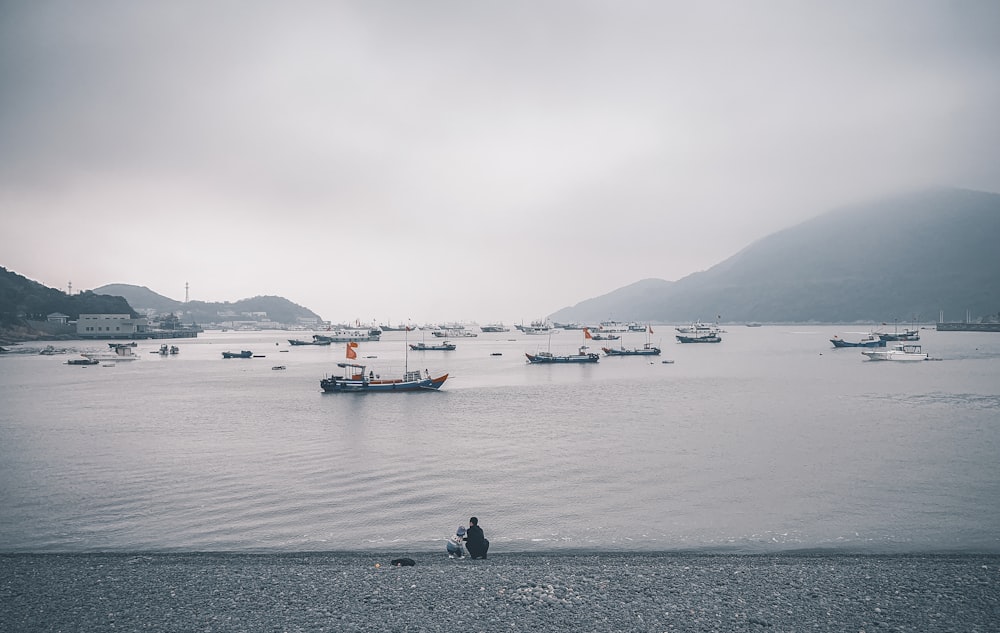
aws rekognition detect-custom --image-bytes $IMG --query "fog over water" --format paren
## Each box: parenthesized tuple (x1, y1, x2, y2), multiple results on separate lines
(2, 1, 1000, 323)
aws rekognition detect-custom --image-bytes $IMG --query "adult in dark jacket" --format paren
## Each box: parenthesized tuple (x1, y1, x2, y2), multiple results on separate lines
(463, 516, 489, 559)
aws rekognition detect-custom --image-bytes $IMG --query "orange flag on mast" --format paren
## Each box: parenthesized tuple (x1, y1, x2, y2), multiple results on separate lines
(583, 327, 593, 339)
(648, 325, 654, 334)
(346, 343, 357, 359)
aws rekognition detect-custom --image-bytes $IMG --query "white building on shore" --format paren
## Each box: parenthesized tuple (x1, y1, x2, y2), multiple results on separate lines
(77, 314, 149, 339)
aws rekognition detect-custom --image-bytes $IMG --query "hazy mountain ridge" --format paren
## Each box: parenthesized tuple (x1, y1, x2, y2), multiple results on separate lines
(93, 284, 324, 326)
(550, 188, 1000, 323)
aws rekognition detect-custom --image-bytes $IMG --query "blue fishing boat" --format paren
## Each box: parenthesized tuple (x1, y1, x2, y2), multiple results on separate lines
(830, 334, 885, 348)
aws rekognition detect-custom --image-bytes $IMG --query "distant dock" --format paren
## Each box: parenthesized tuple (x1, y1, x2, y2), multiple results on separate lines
(936, 322, 1000, 332)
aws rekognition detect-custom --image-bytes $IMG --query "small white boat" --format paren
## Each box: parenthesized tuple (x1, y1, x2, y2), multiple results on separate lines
(84, 344, 140, 362)
(861, 343, 929, 362)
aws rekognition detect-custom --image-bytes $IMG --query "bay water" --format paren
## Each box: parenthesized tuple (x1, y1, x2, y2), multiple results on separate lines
(1, 326, 998, 554)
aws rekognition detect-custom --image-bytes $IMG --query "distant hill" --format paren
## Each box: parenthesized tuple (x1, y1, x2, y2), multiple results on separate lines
(1, 267, 137, 324)
(93, 284, 324, 326)
(550, 188, 1000, 324)
(1, 267, 138, 341)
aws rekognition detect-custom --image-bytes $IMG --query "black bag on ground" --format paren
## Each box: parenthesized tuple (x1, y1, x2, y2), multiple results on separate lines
(390, 558, 416, 567)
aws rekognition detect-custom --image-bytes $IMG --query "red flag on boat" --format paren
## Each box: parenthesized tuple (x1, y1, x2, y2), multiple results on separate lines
(348, 341, 359, 347)
(405, 326, 412, 331)
(648, 325, 654, 334)
(346, 343, 357, 359)
(583, 327, 592, 339)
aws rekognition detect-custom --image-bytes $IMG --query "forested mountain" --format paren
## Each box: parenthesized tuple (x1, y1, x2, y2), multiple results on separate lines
(0, 267, 137, 325)
(550, 188, 1000, 324)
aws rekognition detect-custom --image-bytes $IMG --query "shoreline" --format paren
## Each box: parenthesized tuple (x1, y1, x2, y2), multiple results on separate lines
(3, 552, 998, 632)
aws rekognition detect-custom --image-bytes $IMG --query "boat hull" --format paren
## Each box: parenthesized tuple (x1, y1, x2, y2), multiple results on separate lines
(314, 331, 380, 343)
(861, 351, 928, 361)
(525, 353, 599, 363)
(602, 347, 661, 356)
(861, 344, 928, 361)
(830, 338, 885, 348)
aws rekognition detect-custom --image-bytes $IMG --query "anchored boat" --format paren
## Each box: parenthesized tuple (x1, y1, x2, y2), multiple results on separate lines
(861, 343, 929, 361)
(602, 325, 661, 356)
(409, 341, 457, 351)
(321, 362, 448, 392)
(321, 335, 448, 393)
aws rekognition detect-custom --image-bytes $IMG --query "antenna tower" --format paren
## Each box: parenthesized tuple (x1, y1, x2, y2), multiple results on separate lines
(68, 281, 73, 295)
(185, 282, 189, 303)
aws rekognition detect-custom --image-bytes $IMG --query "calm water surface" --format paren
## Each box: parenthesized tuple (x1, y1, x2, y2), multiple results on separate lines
(1, 327, 998, 553)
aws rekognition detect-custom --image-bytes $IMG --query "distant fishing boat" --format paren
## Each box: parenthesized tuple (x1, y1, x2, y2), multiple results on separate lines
(830, 334, 885, 348)
(314, 329, 379, 343)
(221, 350, 253, 358)
(525, 329, 599, 363)
(517, 319, 557, 335)
(410, 341, 457, 351)
(84, 344, 140, 362)
(675, 321, 722, 343)
(289, 335, 333, 346)
(602, 325, 661, 356)
(525, 345, 600, 363)
(66, 356, 100, 366)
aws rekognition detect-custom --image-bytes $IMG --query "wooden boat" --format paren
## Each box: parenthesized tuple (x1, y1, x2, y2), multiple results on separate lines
(222, 350, 253, 359)
(321, 362, 448, 392)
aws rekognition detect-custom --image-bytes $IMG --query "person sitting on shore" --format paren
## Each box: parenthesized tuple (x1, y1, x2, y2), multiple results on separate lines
(446, 526, 466, 559)
(463, 516, 489, 560)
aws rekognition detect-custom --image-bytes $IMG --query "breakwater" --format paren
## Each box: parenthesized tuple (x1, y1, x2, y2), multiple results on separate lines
(936, 322, 1000, 332)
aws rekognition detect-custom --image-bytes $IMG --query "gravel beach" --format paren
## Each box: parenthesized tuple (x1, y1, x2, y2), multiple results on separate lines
(2, 552, 998, 632)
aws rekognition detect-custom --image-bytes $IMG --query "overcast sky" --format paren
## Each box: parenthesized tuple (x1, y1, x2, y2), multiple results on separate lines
(2, 1, 998, 325)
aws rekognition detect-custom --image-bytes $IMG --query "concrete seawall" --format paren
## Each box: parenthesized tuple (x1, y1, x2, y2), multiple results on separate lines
(936, 322, 1000, 332)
